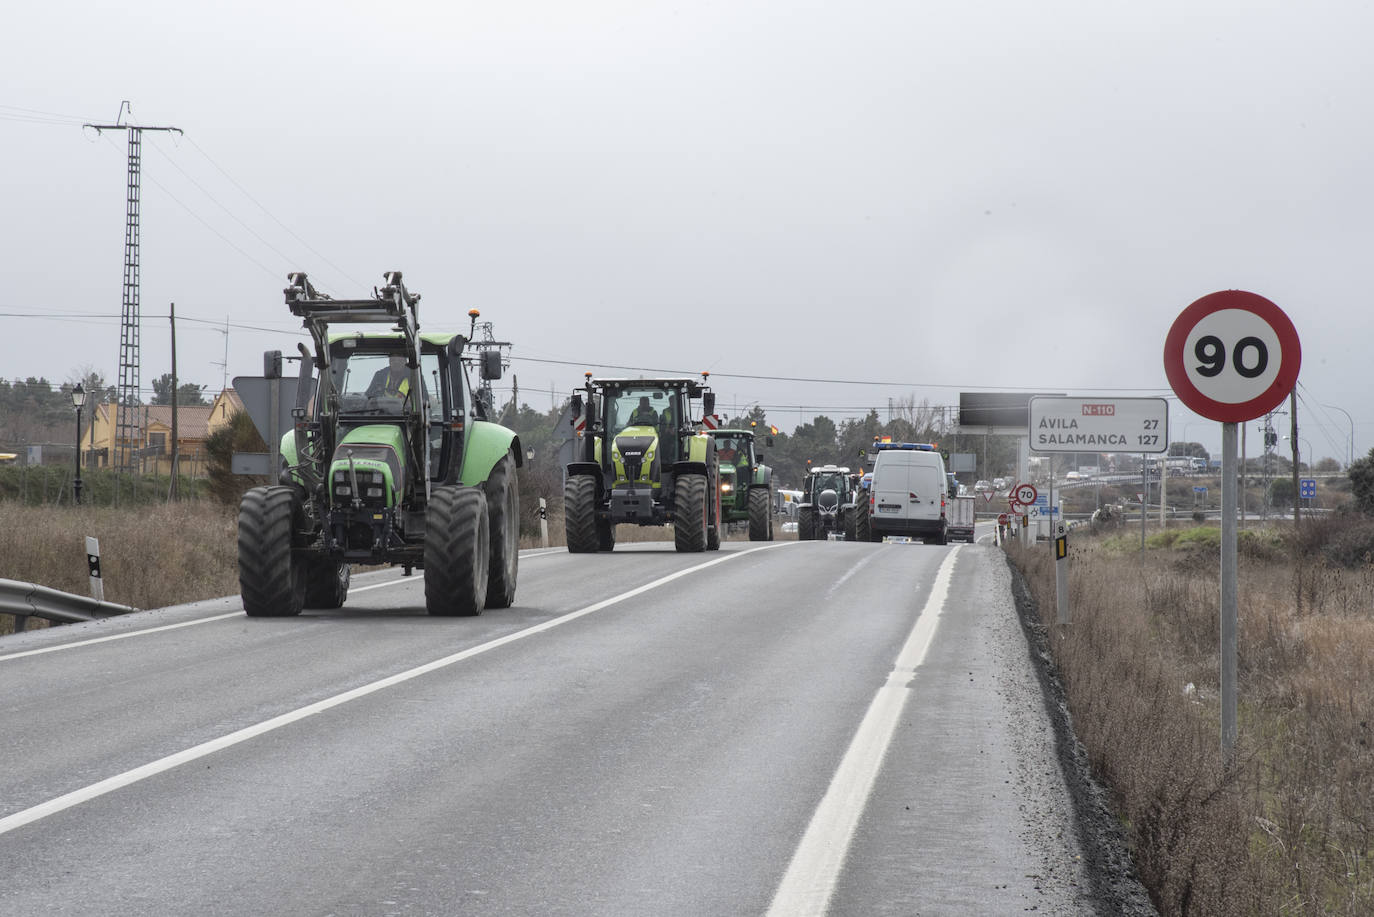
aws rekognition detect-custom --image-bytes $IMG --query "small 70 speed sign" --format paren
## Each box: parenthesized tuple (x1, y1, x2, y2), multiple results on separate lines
(1164, 290, 1301, 423)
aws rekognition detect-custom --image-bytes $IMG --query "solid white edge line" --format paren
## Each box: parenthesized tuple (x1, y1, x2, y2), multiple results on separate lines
(0, 547, 568, 663)
(0, 542, 793, 837)
(766, 547, 962, 917)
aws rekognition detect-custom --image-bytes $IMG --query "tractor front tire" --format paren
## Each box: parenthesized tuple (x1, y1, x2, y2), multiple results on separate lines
(484, 452, 519, 608)
(674, 473, 708, 552)
(303, 558, 350, 609)
(798, 506, 816, 541)
(238, 485, 304, 617)
(564, 474, 600, 554)
(841, 506, 856, 541)
(425, 485, 490, 616)
(748, 487, 772, 541)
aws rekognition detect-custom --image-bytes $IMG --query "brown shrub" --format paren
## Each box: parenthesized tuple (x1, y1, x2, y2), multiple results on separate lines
(1008, 521, 1374, 915)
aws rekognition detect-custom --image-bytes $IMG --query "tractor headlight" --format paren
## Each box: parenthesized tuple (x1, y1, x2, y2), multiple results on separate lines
(366, 486, 384, 498)
(336, 485, 352, 496)
(721, 482, 732, 493)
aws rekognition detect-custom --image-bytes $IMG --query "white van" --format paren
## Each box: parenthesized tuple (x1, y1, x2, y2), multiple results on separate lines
(868, 445, 949, 544)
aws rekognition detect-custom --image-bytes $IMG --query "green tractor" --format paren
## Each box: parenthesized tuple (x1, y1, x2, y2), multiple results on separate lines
(235, 271, 522, 617)
(564, 375, 722, 553)
(797, 464, 871, 541)
(707, 427, 774, 541)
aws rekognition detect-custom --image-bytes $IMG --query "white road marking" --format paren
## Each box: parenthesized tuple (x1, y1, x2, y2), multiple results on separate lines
(0, 548, 566, 662)
(0, 612, 245, 662)
(0, 543, 792, 837)
(767, 547, 961, 917)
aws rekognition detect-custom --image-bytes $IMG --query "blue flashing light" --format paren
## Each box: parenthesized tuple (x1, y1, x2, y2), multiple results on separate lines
(870, 442, 936, 451)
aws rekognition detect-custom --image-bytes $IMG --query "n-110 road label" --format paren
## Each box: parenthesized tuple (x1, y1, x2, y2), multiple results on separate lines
(1028, 396, 1170, 454)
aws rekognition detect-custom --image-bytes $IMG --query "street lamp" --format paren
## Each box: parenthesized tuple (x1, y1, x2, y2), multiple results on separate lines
(1321, 404, 1354, 469)
(71, 383, 86, 505)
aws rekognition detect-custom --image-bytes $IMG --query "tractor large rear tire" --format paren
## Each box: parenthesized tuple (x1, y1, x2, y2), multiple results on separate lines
(238, 485, 304, 617)
(484, 452, 519, 609)
(564, 474, 600, 554)
(748, 487, 772, 541)
(425, 485, 490, 616)
(841, 506, 856, 541)
(674, 473, 708, 552)
(597, 518, 616, 552)
(854, 497, 871, 543)
(303, 558, 350, 609)
(798, 506, 816, 541)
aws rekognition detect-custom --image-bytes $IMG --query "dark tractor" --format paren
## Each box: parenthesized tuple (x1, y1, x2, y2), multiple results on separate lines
(797, 464, 871, 541)
(563, 375, 722, 553)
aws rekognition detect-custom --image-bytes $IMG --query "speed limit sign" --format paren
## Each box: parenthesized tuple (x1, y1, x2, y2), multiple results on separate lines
(1013, 482, 1037, 506)
(1163, 290, 1301, 422)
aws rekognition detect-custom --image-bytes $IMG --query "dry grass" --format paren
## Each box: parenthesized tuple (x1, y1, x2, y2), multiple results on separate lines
(0, 500, 241, 633)
(1007, 520, 1374, 915)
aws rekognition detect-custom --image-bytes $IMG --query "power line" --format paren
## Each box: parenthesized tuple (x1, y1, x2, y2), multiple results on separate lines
(508, 354, 1172, 394)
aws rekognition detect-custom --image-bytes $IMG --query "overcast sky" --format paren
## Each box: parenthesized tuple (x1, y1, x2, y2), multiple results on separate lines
(3, 0, 1370, 465)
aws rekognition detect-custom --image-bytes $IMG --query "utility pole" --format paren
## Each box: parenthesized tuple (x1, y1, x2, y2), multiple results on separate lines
(169, 302, 180, 500)
(84, 102, 182, 474)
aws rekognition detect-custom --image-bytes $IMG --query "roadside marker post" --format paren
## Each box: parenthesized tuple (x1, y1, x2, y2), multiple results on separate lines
(85, 535, 104, 603)
(1165, 289, 1301, 766)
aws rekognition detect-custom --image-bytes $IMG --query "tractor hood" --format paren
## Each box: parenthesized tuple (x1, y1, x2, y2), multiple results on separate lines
(612, 425, 660, 488)
(328, 424, 407, 506)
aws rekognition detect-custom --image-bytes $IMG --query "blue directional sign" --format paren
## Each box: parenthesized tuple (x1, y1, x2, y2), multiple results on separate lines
(1300, 478, 1317, 499)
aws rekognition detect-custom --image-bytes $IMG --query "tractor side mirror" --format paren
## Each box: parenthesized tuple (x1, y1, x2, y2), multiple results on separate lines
(586, 396, 599, 428)
(702, 392, 715, 416)
(263, 349, 283, 380)
(481, 350, 502, 380)
(765, 435, 774, 447)
(570, 393, 583, 418)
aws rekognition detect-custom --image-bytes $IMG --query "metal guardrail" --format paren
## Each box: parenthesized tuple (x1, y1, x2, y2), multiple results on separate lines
(0, 579, 136, 631)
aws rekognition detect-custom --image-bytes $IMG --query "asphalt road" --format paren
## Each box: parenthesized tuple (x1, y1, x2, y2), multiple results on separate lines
(0, 533, 1136, 916)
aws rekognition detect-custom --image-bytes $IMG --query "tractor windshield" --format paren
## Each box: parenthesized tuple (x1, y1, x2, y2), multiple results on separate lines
(607, 386, 679, 464)
(714, 435, 750, 470)
(811, 472, 845, 498)
(332, 351, 441, 419)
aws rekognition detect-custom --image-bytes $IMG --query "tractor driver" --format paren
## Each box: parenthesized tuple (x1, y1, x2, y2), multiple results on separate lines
(629, 395, 658, 425)
(367, 354, 411, 399)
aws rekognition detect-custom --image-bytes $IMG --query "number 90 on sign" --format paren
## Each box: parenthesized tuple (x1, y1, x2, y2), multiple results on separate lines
(1164, 291, 1301, 423)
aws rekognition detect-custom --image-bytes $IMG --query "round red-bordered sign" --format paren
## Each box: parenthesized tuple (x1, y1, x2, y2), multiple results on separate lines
(1013, 483, 1037, 506)
(1164, 290, 1301, 423)
(997, 512, 1009, 525)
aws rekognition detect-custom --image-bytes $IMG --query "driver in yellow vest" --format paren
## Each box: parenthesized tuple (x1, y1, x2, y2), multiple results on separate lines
(367, 354, 411, 398)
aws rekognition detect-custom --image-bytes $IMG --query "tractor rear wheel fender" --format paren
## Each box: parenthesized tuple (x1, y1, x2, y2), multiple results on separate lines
(670, 460, 709, 478)
(456, 421, 522, 486)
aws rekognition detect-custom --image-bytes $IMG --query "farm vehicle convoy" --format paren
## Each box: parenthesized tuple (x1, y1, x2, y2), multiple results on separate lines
(232, 272, 970, 614)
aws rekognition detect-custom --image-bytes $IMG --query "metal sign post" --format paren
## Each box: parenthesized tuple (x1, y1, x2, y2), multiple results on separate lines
(1165, 289, 1302, 768)
(1220, 422, 1238, 759)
